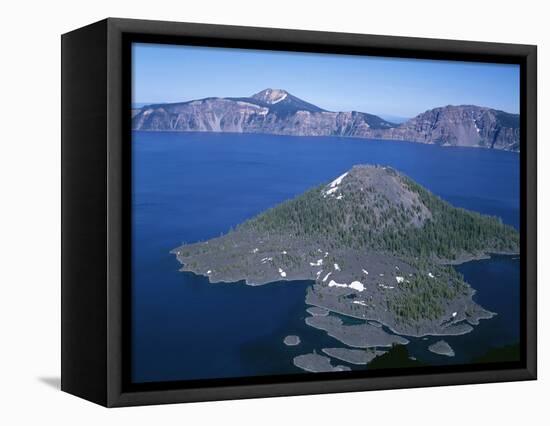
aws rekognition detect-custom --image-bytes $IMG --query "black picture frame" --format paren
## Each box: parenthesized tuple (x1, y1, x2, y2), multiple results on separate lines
(61, 17, 537, 407)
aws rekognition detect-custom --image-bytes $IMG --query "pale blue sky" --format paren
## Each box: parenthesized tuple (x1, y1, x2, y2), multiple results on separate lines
(132, 43, 520, 118)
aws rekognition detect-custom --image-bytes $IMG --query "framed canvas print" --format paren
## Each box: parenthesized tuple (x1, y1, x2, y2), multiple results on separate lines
(61, 18, 537, 407)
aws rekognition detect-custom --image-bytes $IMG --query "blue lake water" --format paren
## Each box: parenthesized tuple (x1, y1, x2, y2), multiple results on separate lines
(131, 131, 520, 383)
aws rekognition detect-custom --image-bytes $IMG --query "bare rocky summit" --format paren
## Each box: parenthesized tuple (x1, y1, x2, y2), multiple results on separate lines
(133, 88, 519, 151)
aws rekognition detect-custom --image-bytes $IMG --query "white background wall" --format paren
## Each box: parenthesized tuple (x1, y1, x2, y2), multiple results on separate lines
(0, 0, 546, 424)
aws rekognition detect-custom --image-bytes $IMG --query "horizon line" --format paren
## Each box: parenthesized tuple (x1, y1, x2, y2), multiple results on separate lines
(131, 90, 519, 119)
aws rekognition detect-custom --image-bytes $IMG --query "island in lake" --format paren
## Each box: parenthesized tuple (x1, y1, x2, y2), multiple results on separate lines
(171, 165, 519, 372)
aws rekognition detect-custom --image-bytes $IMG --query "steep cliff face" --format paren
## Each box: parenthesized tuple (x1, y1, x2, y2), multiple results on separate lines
(373, 105, 520, 150)
(133, 89, 396, 135)
(132, 98, 270, 133)
(132, 89, 520, 151)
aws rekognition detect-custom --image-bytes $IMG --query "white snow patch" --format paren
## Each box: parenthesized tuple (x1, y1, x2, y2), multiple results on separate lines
(334, 263, 341, 271)
(378, 284, 394, 290)
(236, 101, 264, 108)
(281, 251, 287, 255)
(349, 281, 365, 292)
(379, 273, 384, 277)
(252, 248, 259, 253)
(428, 272, 435, 278)
(329, 172, 348, 188)
(322, 172, 349, 197)
(353, 300, 367, 306)
(452, 312, 457, 318)
(316, 270, 323, 278)
(325, 280, 365, 292)
(395, 276, 404, 284)
(310, 259, 323, 266)
(207, 270, 212, 274)
(328, 280, 347, 288)
(270, 92, 287, 104)
(322, 272, 332, 282)
(278, 268, 287, 278)
(362, 269, 369, 275)
(335, 195, 344, 200)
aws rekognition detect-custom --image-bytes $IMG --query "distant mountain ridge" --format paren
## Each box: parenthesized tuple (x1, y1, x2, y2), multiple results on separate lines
(132, 88, 520, 151)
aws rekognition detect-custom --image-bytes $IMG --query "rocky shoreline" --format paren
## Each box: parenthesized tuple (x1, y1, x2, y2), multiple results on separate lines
(305, 314, 409, 348)
(283, 335, 301, 346)
(293, 352, 351, 373)
(428, 340, 455, 357)
(439, 250, 519, 266)
(321, 347, 386, 365)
